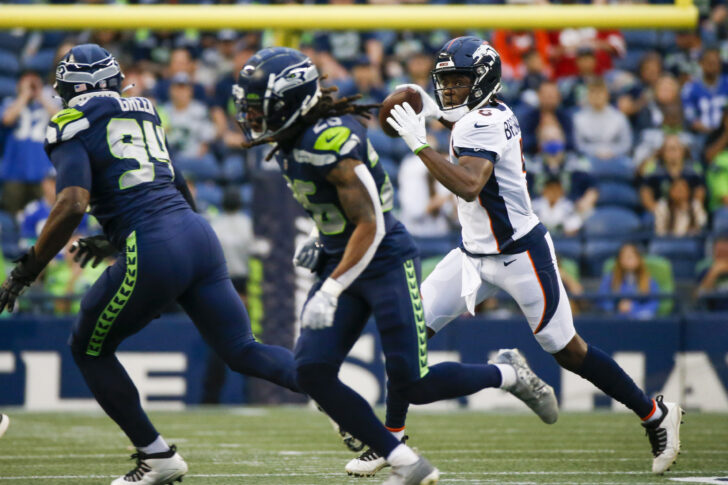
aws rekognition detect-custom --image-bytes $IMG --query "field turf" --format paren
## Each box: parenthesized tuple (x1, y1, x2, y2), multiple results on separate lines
(0, 407, 726, 484)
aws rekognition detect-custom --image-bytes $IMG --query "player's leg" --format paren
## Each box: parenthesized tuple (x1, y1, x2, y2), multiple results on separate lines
(502, 232, 682, 473)
(0, 413, 8, 439)
(69, 232, 188, 485)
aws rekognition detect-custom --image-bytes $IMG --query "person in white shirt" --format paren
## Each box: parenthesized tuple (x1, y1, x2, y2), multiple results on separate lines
(531, 177, 583, 236)
(574, 78, 632, 160)
(343, 36, 682, 479)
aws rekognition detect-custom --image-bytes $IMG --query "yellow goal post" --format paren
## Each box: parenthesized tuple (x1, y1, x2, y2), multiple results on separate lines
(0, 2, 698, 31)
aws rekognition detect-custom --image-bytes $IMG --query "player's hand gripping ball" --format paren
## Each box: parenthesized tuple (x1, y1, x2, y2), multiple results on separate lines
(379, 87, 423, 137)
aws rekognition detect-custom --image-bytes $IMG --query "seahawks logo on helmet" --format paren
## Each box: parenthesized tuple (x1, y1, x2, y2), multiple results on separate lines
(54, 43, 124, 107)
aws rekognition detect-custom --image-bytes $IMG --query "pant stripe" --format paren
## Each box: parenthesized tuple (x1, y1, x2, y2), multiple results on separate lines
(404, 259, 428, 378)
(86, 231, 138, 357)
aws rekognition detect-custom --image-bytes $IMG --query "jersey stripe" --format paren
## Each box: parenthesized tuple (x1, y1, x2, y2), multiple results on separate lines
(477, 175, 514, 250)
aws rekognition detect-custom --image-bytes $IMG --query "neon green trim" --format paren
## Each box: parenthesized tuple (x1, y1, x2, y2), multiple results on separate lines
(314, 126, 351, 153)
(86, 232, 138, 357)
(414, 143, 430, 155)
(51, 108, 84, 131)
(404, 259, 428, 378)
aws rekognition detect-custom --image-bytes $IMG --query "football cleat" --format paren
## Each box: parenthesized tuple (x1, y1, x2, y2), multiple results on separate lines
(346, 436, 409, 477)
(317, 404, 364, 452)
(491, 348, 559, 424)
(642, 395, 684, 474)
(0, 414, 9, 439)
(111, 445, 187, 485)
(381, 456, 439, 485)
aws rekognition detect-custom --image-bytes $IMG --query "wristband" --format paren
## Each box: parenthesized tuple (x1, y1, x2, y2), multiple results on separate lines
(320, 277, 345, 298)
(414, 144, 430, 155)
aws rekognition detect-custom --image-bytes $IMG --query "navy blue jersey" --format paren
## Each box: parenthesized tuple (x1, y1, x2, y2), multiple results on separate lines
(275, 114, 417, 274)
(44, 94, 189, 248)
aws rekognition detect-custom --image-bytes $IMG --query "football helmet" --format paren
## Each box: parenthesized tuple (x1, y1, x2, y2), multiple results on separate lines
(431, 36, 502, 112)
(54, 43, 124, 106)
(233, 47, 321, 142)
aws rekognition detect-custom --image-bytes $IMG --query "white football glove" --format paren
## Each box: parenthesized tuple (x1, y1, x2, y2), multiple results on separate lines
(386, 102, 429, 154)
(301, 278, 343, 330)
(293, 233, 323, 271)
(395, 83, 442, 121)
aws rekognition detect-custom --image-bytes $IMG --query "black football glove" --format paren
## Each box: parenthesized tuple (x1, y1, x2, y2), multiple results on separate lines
(0, 247, 45, 313)
(293, 236, 324, 272)
(69, 235, 118, 269)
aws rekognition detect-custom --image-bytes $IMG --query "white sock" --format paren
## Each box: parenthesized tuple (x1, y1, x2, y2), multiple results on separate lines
(138, 435, 170, 455)
(495, 363, 517, 389)
(643, 400, 664, 424)
(387, 444, 418, 467)
(389, 429, 405, 441)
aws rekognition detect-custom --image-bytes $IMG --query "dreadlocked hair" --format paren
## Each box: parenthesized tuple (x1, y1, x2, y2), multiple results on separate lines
(241, 84, 380, 161)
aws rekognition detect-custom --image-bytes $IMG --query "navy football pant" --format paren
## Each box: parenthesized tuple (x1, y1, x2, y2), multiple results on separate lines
(295, 259, 502, 458)
(70, 212, 299, 447)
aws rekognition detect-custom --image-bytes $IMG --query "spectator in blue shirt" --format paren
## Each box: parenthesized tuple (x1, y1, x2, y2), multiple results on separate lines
(0, 71, 58, 214)
(598, 243, 660, 319)
(681, 48, 728, 134)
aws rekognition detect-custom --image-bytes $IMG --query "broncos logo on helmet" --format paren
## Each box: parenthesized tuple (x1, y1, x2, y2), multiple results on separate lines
(431, 36, 502, 112)
(54, 44, 124, 107)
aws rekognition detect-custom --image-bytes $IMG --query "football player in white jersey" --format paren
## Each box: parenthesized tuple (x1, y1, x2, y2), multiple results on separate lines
(343, 36, 682, 477)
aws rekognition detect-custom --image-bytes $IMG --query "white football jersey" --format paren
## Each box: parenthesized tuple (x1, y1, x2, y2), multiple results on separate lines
(449, 101, 539, 254)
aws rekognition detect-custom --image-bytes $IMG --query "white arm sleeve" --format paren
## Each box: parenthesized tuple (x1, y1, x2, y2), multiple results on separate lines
(325, 163, 386, 292)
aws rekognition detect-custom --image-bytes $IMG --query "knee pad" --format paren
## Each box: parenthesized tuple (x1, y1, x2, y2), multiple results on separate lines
(295, 363, 338, 394)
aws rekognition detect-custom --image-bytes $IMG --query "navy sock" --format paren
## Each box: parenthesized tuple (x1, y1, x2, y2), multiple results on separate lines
(575, 345, 653, 418)
(385, 380, 409, 431)
(72, 351, 158, 447)
(398, 362, 502, 405)
(223, 341, 301, 393)
(297, 363, 400, 458)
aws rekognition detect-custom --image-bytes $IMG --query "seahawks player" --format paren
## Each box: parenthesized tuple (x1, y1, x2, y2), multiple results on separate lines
(234, 47, 559, 485)
(376, 36, 682, 476)
(0, 44, 304, 485)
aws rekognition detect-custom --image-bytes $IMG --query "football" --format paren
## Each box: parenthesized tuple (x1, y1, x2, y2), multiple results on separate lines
(379, 87, 423, 137)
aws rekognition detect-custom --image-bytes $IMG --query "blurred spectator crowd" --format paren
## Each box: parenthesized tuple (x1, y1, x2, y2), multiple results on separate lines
(3, 0, 728, 318)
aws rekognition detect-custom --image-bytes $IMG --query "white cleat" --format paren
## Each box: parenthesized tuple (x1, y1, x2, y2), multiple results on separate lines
(491, 348, 559, 424)
(0, 414, 8, 438)
(382, 456, 439, 485)
(346, 436, 408, 477)
(642, 395, 684, 474)
(111, 445, 188, 485)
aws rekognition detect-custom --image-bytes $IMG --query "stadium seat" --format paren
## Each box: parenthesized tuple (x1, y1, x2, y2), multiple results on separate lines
(368, 128, 394, 160)
(552, 236, 582, 262)
(596, 182, 640, 209)
(0, 50, 20, 76)
(195, 183, 223, 209)
(413, 235, 457, 259)
(0, 76, 17, 99)
(175, 155, 221, 182)
(221, 155, 245, 183)
(603, 255, 675, 315)
(613, 49, 648, 73)
(0, 210, 20, 260)
(713, 207, 728, 234)
(622, 30, 660, 49)
(589, 157, 635, 182)
(583, 206, 642, 237)
(648, 237, 704, 280)
(583, 239, 624, 277)
(22, 48, 56, 74)
(0, 32, 25, 52)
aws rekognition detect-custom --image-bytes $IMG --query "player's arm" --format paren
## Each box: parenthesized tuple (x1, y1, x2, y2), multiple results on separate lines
(300, 158, 385, 329)
(416, 149, 493, 202)
(172, 167, 198, 212)
(0, 139, 91, 313)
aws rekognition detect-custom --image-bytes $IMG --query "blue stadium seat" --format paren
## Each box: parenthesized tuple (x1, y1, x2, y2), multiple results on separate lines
(175, 155, 220, 182)
(413, 235, 458, 259)
(238, 184, 253, 207)
(622, 31, 659, 49)
(648, 237, 704, 280)
(368, 128, 394, 160)
(0, 210, 20, 260)
(195, 183, 223, 209)
(596, 182, 640, 209)
(583, 207, 642, 237)
(589, 157, 635, 182)
(583, 239, 624, 277)
(0, 32, 26, 52)
(0, 76, 17, 99)
(613, 49, 648, 73)
(22, 48, 57, 74)
(713, 207, 728, 234)
(221, 155, 245, 183)
(0, 50, 20, 76)
(552, 236, 582, 262)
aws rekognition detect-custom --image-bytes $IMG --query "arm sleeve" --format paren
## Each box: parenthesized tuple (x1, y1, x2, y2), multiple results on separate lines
(173, 168, 198, 212)
(48, 138, 92, 193)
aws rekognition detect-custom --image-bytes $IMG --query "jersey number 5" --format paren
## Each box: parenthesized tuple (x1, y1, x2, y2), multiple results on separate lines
(107, 118, 173, 190)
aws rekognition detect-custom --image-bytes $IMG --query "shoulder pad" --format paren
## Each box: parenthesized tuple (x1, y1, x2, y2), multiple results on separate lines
(46, 107, 90, 145)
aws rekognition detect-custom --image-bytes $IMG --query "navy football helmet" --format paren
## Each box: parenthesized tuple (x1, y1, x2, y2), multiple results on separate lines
(54, 44, 124, 106)
(431, 36, 502, 111)
(233, 47, 321, 142)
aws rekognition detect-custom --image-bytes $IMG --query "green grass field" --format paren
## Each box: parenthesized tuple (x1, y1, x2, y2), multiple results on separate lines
(0, 408, 726, 484)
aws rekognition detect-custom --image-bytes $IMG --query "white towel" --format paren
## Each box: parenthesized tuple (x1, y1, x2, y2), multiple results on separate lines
(460, 251, 482, 315)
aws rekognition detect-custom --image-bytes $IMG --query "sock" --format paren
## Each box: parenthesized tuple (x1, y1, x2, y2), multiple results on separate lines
(386, 444, 418, 467)
(385, 380, 409, 432)
(72, 351, 159, 447)
(398, 362, 503, 405)
(494, 364, 517, 389)
(297, 363, 400, 458)
(641, 399, 664, 424)
(386, 427, 406, 441)
(138, 435, 170, 454)
(575, 345, 654, 418)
